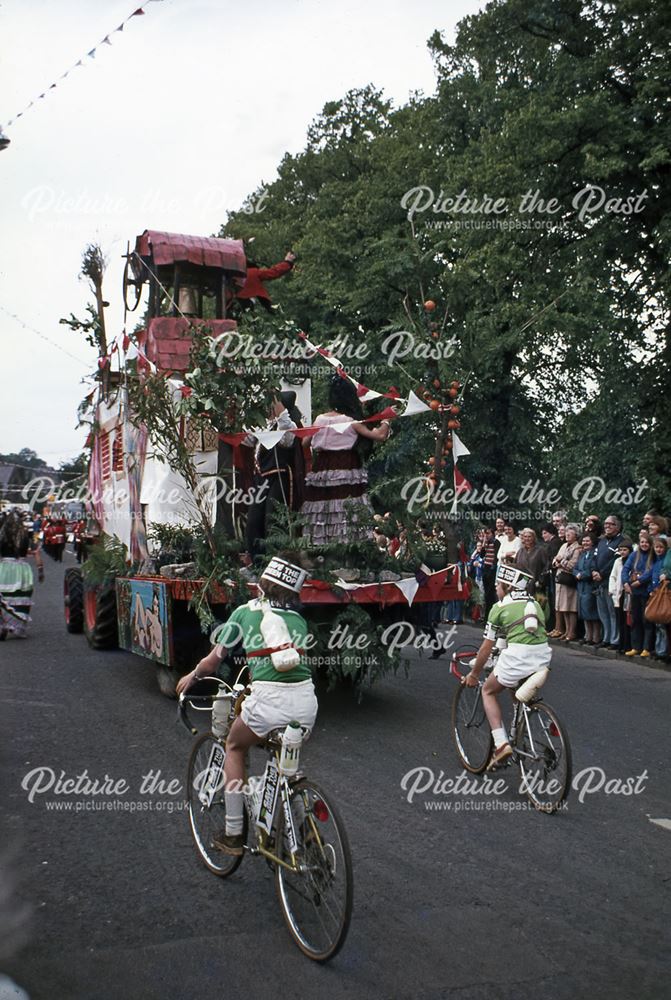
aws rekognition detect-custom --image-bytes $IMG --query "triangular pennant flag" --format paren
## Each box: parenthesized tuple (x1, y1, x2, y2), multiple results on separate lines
(452, 465, 472, 513)
(254, 430, 286, 450)
(76, 60, 84, 67)
(394, 577, 420, 606)
(359, 389, 384, 402)
(454, 465, 472, 496)
(102, 35, 112, 45)
(451, 431, 470, 462)
(116, 22, 125, 31)
(49, 84, 57, 90)
(330, 420, 355, 435)
(131, 7, 146, 15)
(88, 48, 97, 58)
(401, 390, 431, 417)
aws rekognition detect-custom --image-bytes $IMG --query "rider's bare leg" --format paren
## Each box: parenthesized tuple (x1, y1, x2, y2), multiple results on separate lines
(482, 672, 507, 734)
(222, 716, 261, 836)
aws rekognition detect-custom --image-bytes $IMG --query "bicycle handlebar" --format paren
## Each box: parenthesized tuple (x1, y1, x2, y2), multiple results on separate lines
(176, 664, 248, 736)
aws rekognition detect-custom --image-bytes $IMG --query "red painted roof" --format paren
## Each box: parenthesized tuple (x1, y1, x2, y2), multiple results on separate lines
(134, 230, 246, 275)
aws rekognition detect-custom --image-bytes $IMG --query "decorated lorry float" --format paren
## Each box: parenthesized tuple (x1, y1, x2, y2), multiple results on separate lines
(63, 230, 468, 695)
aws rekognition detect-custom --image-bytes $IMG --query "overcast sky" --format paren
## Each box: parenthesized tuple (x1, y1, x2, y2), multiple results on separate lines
(1, 0, 485, 467)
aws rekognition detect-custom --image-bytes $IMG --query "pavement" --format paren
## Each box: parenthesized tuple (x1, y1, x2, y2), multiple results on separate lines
(1, 554, 670, 1000)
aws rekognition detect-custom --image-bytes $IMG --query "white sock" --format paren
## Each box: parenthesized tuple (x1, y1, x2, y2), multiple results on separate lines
(492, 727, 508, 749)
(225, 789, 244, 836)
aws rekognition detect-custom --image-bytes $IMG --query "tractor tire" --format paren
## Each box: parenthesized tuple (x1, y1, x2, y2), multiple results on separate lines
(64, 568, 84, 634)
(84, 583, 119, 650)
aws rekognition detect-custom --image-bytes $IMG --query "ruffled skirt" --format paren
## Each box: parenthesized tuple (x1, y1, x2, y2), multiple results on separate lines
(301, 449, 372, 545)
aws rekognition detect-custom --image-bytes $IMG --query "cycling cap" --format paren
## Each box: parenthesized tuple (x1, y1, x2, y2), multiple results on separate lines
(495, 564, 533, 591)
(260, 557, 307, 594)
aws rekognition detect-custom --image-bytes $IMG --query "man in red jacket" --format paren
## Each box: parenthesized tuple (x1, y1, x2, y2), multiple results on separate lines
(230, 250, 296, 313)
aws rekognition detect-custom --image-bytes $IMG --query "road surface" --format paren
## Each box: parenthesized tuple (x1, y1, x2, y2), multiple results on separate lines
(1, 556, 670, 999)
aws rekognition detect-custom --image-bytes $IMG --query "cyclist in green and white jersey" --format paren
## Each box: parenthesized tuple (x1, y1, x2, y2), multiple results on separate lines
(463, 564, 552, 769)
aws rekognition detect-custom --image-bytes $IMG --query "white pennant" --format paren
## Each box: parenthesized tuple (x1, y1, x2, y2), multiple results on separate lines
(254, 430, 286, 449)
(394, 577, 420, 606)
(452, 431, 470, 462)
(401, 390, 431, 416)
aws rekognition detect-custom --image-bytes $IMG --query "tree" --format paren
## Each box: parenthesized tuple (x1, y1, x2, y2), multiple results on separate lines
(217, 0, 670, 529)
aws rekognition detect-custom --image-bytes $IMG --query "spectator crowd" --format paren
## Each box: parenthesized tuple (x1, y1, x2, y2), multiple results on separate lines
(467, 511, 671, 661)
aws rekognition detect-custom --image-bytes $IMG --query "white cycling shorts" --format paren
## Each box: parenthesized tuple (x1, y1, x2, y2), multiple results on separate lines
(241, 679, 318, 738)
(493, 643, 552, 688)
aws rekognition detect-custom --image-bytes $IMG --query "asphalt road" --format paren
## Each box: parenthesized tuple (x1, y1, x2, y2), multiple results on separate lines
(1, 554, 670, 1000)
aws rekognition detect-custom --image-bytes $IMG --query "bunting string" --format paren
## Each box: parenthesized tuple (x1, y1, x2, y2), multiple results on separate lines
(5, 3, 164, 128)
(0, 303, 92, 368)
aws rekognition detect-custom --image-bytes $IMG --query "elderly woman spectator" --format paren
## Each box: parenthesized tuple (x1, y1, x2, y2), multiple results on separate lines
(515, 528, 549, 596)
(497, 522, 521, 565)
(552, 511, 567, 541)
(574, 533, 601, 645)
(548, 523, 581, 640)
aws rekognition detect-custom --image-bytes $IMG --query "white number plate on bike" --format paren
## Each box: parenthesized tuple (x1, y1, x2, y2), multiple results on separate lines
(200, 742, 225, 808)
(257, 760, 280, 835)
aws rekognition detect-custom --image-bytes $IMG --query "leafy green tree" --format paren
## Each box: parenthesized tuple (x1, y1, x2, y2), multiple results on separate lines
(218, 0, 670, 530)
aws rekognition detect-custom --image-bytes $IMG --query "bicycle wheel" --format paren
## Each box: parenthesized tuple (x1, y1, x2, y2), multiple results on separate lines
(516, 702, 572, 814)
(275, 779, 353, 962)
(187, 733, 246, 877)
(451, 680, 492, 774)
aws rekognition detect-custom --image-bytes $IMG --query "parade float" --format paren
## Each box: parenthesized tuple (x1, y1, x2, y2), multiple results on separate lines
(63, 230, 470, 695)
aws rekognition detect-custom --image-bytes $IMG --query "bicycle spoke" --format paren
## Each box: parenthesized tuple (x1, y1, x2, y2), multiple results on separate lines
(517, 703, 572, 813)
(275, 780, 353, 961)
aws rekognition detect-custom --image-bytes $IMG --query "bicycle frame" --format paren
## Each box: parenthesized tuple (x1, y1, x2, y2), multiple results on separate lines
(450, 654, 543, 765)
(180, 678, 325, 876)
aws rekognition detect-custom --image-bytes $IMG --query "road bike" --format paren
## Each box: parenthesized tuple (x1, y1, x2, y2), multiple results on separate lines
(450, 644, 572, 813)
(178, 673, 353, 962)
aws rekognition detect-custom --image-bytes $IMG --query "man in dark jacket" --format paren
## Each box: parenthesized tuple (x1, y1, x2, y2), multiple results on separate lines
(243, 392, 304, 559)
(591, 514, 623, 648)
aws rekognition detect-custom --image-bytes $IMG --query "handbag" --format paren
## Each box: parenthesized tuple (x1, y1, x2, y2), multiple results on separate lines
(556, 570, 577, 588)
(644, 582, 671, 625)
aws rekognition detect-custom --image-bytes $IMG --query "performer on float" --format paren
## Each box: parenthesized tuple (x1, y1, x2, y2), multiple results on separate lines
(301, 374, 390, 545)
(244, 391, 305, 559)
(227, 251, 296, 314)
(0, 513, 43, 639)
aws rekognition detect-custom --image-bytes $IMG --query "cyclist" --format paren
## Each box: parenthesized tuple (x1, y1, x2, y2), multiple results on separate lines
(462, 564, 552, 769)
(176, 556, 317, 855)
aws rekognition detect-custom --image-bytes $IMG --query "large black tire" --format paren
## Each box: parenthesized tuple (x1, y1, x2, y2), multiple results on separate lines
(64, 568, 84, 634)
(84, 583, 119, 650)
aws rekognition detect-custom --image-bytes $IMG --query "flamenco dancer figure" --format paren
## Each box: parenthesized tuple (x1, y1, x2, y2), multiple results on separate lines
(301, 375, 390, 545)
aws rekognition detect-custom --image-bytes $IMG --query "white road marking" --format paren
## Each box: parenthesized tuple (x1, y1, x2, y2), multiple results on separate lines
(649, 818, 671, 831)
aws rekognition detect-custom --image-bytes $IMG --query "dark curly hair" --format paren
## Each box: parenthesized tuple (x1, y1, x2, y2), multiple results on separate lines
(328, 374, 363, 420)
